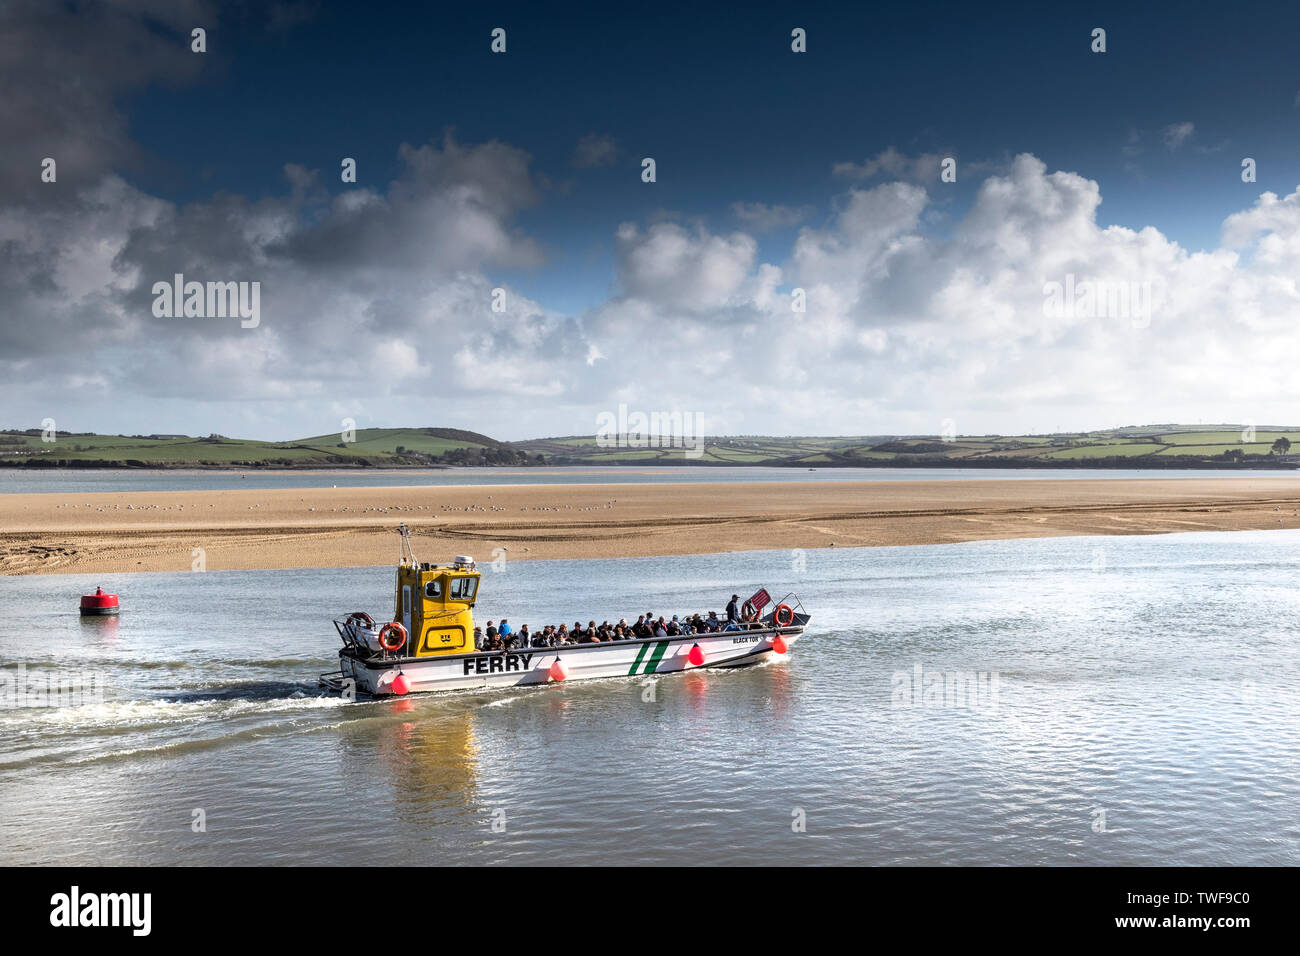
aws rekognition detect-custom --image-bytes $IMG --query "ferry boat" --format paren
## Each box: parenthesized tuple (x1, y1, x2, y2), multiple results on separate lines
(320, 525, 810, 697)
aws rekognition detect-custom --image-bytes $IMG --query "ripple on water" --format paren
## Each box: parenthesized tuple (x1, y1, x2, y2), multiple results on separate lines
(2, 530, 1300, 864)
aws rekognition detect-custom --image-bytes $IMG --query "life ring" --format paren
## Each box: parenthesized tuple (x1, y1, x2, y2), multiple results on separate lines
(741, 600, 759, 622)
(773, 604, 794, 627)
(378, 622, 408, 652)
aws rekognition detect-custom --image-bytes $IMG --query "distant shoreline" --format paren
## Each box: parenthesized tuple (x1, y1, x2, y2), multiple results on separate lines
(0, 459, 454, 471)
(6, 476, 1300, 575)
(5, 424, 1298, 470)
(2, 457, 1295, 471)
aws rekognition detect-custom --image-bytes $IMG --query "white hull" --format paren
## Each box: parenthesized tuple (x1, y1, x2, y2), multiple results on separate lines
(338, 628, 801, 696)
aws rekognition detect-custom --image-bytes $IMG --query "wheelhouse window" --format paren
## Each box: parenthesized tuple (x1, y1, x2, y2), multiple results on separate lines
(448, 576, 478, 601)
(424, 579, 442, 599)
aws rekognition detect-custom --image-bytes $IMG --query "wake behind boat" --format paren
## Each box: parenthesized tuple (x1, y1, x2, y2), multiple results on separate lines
(320, 525, 810, 697)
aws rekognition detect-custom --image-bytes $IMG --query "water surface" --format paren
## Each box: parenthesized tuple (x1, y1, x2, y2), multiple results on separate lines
(3, 465, 1296, 495)
(1, 531, 1297, 865)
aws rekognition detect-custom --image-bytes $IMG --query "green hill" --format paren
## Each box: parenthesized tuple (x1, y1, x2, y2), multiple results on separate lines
(0, 427, 538, 469)
(3, 424, 1296, 470)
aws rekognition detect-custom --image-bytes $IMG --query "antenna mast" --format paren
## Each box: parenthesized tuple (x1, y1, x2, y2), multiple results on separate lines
(398, 522, 418, 566)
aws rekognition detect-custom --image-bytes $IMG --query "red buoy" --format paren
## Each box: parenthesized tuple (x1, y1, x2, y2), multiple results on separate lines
(771, 634, 788, 655)
(549, 659, 568, 681)
(687, 644, 705, 666)
(391, 673, 411, 695)
(80, 586, 119, 616)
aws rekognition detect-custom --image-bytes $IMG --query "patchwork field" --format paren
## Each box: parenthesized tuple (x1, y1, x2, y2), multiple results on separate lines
(0, 427, 533, 468)
(3, 424, 1297, 469)
(518, 425, 1299, 468)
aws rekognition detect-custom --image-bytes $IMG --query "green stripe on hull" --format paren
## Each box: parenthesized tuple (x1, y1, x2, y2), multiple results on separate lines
(644, 640, 670, 674)
(628, 642, 650, 676)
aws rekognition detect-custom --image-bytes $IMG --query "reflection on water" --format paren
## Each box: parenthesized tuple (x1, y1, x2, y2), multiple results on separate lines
(368, 706, 481, 828)
(1, 530, 1299, 865)
(78, 614, 120, 644)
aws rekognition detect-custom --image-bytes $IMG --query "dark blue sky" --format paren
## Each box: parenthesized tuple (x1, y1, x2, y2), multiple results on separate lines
(121, 1, 1300, 312)
(8, 0, 1300, 439)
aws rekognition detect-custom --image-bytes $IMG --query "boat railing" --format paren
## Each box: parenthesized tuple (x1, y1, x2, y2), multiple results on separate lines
(769, 592, 808, 616)
(333, 615, 799, 660)
(333, 617, 411, 661)
(763, 592, 810, 627)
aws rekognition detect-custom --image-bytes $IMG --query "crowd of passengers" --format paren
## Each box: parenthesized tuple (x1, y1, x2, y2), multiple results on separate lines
(475, 596, 761, 651)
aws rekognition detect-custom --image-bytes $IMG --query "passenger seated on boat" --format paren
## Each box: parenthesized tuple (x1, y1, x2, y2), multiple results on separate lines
(485, 620, 497, 644)
(518, 624, 532, 647)
(666, 616, 682, 636)
(556, 623, 570, 644)
(632, 615, 648, 638)
(652, 617, 667, 637)
(498, 619, 513, 640)
(485, 633, 504, 651)
(706, 611, 721, 632)
(474, 626, 484, 649)
(723, 620, 740, 632)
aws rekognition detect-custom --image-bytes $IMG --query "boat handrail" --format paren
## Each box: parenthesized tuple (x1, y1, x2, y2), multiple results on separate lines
(332, 616, 798, 665)
(769, 592, 808, 617)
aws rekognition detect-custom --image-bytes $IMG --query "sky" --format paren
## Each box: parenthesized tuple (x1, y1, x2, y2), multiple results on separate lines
(5, 0, 1300, 441)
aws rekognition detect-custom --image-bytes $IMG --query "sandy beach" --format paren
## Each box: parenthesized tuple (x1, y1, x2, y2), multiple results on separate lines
(4, 477, 1300, 575)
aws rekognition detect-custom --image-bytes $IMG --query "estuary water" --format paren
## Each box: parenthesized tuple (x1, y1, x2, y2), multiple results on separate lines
(2, 465, 1295, 495)
(1, 530, 1298, 866)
